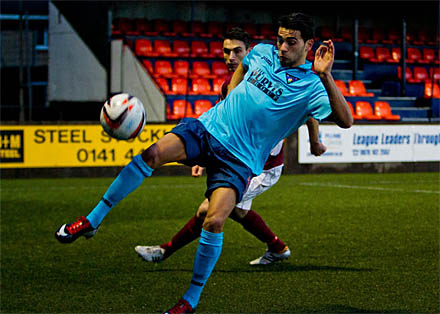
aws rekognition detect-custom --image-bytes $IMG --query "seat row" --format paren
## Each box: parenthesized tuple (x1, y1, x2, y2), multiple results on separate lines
(348, 101, 400, 121)
(167, 99, 213, 120)
(154, 77, 223, 96)
(335, 80, 375, 97)
(143, 59, 228, 79)
(397, 66, 440, 84)
(135, 38, 224, 59)
(360, 46, 439, 64)
(319, 26, 437, 46)
(113, 18, 278, 40)
(114, 18, 436, 46)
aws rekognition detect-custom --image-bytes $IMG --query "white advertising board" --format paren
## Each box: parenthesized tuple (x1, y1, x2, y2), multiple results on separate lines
(298, 124, 440, 163)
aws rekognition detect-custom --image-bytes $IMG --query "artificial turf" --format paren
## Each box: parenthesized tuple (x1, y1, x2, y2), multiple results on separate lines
(1, 172, 439, 313)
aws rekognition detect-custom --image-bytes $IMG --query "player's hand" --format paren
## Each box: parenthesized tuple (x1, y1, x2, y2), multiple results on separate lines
(192, 165, 204, 177)
(314, 40, 334, 75)
(310, 141, 327, 156)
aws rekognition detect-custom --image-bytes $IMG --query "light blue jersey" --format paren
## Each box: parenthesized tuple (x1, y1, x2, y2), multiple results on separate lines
(198, 43, 332, 175)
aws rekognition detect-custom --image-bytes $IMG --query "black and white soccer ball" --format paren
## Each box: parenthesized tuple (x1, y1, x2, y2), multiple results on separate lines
(100, 93, 146, 140)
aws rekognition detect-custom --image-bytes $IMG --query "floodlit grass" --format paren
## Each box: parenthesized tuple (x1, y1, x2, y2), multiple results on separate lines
(1, 172, 439, 313)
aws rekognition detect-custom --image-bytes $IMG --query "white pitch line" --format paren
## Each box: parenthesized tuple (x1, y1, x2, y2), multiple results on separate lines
(299, 182, 440, 194)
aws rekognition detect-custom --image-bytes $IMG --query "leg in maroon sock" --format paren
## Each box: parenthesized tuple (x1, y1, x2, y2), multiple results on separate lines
(230, 209, 286, 253)
(160, 199, 209, 259)
(160, 214, 203, 259)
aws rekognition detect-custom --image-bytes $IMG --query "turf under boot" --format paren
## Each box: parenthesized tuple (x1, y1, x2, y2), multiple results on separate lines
(163, 299, 195, 314)
(249, 246, 291, 265)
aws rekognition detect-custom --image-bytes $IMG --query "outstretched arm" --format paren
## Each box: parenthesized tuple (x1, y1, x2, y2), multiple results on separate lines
(314, 40, 353, 129)
(306, 118, 327, 156)
(227, 63, 247, 95)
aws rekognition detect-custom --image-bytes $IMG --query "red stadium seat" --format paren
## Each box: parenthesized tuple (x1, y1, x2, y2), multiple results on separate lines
(347, 101, 362, 120)
(190, 61, 213, 78)
(170, 78, 189, 95)
(243, 23, 259, 39)
(335, 80, 350, 97)
(374, 47, 396, 63)
(114, 18, 136, 35)
(390, 47, 401, 63)
(134, 18, 150, 35)
(374, 101, 401, 120)
(358, 27, 371, 43)
(209, 41, 224, 59)
(212, 78, 225, 95)
(397, 66, 413, 81)
(193, 99, 213, 117)
(430, 67, 440, 81)
(348, 80, 374, 97)
(191, 21, 210, 38)
(359, 46, 375, 61)
(190, 41, 209, 58)
(340, 27, 353, 42)
(370, 28, 386, 43)
(155, 78, 170, 94)
(168, 20, 188, 37)
(174, 60, 190, 77)
(422, 48, 436, 64)
(211, 61, 228, 78)
(383, 29, 400, 44)
(319, 26, 343, 42)
(154, 60, 175, 78)
(410, 67, 429, 83)
(153, 40, 177, 57)
(142, 60, 153, 74)
(149, 19, 169, 36)
(355, 101, 381, 120)
(168, 100, 195, 120)
(135, 39, 156, 57)
(407, 47, 426, 64)
(413, 29, 432, 45)
(173, 40, 190, 57)
(206, 21, 224, 38)
(424, 81, 440, 98)
(259, 24, 276, 40)
(190, 78, 214, 95)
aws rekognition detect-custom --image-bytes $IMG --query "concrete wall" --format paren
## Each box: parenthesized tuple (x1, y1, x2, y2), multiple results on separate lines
(110, 40, 165, 122)
(48, 1, 106, 102)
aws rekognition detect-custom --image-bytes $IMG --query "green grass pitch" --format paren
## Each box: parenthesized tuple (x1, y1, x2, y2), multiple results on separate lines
(1, 172, 439, 313)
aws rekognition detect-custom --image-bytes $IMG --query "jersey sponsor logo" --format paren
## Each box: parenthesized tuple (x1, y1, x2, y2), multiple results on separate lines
(247, 68, 283, 101)
(286, 73, 300, 84)
(261, 56, 273, 66)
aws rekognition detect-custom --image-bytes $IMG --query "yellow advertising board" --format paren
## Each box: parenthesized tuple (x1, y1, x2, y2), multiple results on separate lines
(0, 124, 177, 168)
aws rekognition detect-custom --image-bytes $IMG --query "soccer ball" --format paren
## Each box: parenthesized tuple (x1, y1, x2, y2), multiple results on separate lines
(100, 93, 146, 140)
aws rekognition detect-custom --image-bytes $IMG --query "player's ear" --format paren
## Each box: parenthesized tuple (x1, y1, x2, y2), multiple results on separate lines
(305, 38, 314, 51)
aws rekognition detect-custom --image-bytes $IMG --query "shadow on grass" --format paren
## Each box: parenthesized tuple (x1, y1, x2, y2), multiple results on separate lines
(303, 304, 411, 313)
(141, 263, 374, 273)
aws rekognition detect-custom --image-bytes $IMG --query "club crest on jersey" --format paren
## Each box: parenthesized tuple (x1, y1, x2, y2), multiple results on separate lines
(286, 73, 300, 84)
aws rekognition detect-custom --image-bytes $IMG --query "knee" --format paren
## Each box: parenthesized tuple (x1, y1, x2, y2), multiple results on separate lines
(141, 144, 161, 169)
(202, 215, 226, 233)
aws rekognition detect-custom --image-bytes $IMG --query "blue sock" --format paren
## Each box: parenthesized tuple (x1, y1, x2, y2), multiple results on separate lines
(86, 155, 153, 228)
(183, 229, 223, 309)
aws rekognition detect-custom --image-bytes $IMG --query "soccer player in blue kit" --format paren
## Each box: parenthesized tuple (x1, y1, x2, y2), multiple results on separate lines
(55, 12, 353, 313)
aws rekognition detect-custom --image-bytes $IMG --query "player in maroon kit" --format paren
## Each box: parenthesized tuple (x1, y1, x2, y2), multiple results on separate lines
(135, 27, 326, 265)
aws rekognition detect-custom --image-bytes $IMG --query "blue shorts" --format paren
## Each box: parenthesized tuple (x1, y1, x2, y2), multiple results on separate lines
(170, 118, 253, 203)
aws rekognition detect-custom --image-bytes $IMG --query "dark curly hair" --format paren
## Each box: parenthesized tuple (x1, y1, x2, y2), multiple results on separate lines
(278, 12, 315, 42)
(223, 27, 251, 50)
